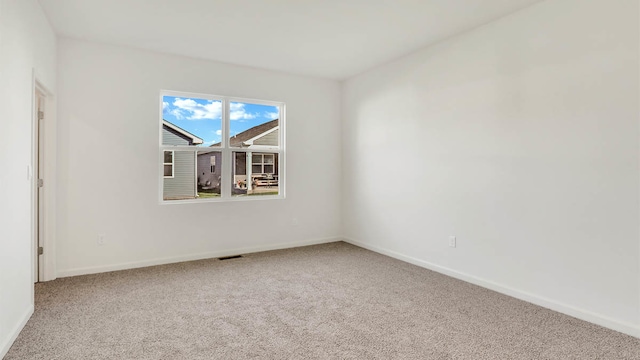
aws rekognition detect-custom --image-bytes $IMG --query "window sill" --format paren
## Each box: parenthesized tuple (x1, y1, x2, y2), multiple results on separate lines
(159, 194, 285, 205)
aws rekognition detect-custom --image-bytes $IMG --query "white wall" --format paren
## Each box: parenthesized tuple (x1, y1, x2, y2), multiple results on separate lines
(56, 38, 342, 276)
(342, 0, 639, 337)
(0, 0, 57, 357)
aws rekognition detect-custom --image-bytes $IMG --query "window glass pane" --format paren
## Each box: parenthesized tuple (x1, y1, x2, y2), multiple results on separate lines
(162, 150, 222, 201)
(163, 151, 173, 163)
(196, 150, 221, 199)
(232, 151, 249, 197)
(162, 96, 222, 147)
(264, 154, 274, 164)
(232, 151, 279, 197)
(163, 165, 173, 177)
(234, 152, 246, 176)
(229, 102, 279, 148)
(163, 150, 197, 201)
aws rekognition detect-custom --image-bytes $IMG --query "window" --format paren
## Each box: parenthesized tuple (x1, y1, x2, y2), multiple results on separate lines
(163, 151, 174, 178)
(160, 91, 284, 202)
(252, 153, 275, 174)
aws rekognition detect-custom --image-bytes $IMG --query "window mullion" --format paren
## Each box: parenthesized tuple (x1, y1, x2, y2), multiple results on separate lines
(220, 100, 232, 198)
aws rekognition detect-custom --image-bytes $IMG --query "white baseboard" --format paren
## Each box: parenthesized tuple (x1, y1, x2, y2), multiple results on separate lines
(342, 237, 640, 339)
(57, 237, 341, 278)
(0, 304, 34, 359)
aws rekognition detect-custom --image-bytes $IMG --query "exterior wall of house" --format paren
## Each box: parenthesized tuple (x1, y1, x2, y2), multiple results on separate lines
(233, 152, 279, 187)
(253, 129, 278, 146)
(163, 151, 196, 200)
(163, 127, 191, 146)
(162, 126, 196, 199)
(196, 151, 222, 189)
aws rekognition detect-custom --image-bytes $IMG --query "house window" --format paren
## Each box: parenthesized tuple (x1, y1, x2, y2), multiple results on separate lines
(252, 153, 275, 174)
(160, 91, 284, 202)
(163, 151, 174, 178)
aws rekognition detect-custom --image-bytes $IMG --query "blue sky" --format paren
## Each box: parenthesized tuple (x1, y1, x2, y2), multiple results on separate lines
(162, 96, 279, 146)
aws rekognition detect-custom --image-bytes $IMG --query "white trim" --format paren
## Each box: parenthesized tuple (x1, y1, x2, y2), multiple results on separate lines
(244, 144, 280, 151)
(163, 150, 174, 178)
(279, 103, 286, 198)
(220, 100, 231, 198)
(0, 304, 34, 359)
(57, 237, 341, 278)
(159, 91, 285, 204)
(193, 151, 198, 198)
(32, 70, 57, 282)
(161, 192, 282, 204)
(162, 120, 203, 145)
(31, 80, 40, 283)
(637, 16, 640, 335)
(228, 96, 285, 109)
(342, 237, 640, 339)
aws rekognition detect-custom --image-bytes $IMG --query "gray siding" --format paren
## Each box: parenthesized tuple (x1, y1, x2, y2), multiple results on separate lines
(253, 129, 278, 146)
(163, 151, 196, 200)
(163, 126, 196, 200)
(196, 152, 222, 188)
(163, 127, 191, 145)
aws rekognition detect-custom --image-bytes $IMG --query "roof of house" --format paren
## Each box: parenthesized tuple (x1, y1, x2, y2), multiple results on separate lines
(163, 120, 203, 145)
(216, 119, 279, 147)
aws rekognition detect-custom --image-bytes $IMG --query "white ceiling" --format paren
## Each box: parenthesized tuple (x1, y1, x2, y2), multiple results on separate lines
(38, 0, 542, 80)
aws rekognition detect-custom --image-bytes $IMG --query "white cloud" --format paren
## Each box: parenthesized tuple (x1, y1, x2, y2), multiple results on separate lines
(231, 111, 256, 120)
(215, 130, 222, 136)
(170, 108, 185, 119)
(264, 111, 279, 119)
(229, 102, 257, 121)
(167, 98, 271, 122)
(229, 103, 244, 111)
(172, 98, 222, 120)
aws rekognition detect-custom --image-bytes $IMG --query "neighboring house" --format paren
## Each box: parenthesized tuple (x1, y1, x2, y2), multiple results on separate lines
(162, 120, 203, 200)
(196, 149, 222, 190)
(228, 119, 279, 148)
(198, 119, 279, 193)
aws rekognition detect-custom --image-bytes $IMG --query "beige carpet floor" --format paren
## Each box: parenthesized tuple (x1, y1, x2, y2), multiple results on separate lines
(5, 242, 640, 359)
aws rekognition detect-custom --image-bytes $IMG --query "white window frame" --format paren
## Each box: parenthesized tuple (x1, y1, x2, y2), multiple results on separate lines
(163, 150, 174, 178)
(159, 90, 285, 204)
(251, 153, 276, 175)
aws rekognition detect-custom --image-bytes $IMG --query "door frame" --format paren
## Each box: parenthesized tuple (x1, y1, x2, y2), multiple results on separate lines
(32, 71, 56, 283)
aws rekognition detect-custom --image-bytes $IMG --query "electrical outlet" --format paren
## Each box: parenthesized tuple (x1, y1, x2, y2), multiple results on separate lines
(449, 235, 456, 248)
(97, 234, 106, 246)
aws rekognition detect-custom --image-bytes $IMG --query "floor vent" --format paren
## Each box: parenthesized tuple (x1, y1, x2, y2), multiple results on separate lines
(218, 255, 243, 261)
